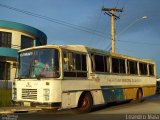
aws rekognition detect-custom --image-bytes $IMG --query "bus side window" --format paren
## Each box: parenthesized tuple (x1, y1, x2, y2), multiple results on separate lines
(127, 60, 138, 75)
(139, 62, 148, 75)
(112, 58, 120, 73)
(63, 52, 69, 71)
(68, 52, 75, 71)
(82, 54, 87, 71)
(63, 51, 87, 77)
(75, 54, 81, 71)
(112, 57, 126, 74)
(119, 59, 126, 74)
(91, 54, 109, 73)
(91, 54, 95, 72)
(94, 54, 105, 72)
(63, 52, 75, 71)
(149, 64, 154, 76)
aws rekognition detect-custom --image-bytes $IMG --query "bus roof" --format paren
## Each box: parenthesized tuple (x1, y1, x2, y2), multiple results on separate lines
(19, 44, 155, 64)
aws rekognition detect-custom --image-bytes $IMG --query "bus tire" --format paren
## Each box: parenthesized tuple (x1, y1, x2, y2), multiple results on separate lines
(136, 89, 143, 103)
(75, 92, 93, 114)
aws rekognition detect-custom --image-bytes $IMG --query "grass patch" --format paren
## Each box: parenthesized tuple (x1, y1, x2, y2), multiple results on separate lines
(0, 88, 12, 107)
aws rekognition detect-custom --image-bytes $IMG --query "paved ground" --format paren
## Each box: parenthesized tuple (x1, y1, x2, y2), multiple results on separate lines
(0, 94, 160, 120)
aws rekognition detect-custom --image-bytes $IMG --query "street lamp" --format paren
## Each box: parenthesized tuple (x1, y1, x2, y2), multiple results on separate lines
(116, 16, 148, 37)
(141, 16, 147, 19)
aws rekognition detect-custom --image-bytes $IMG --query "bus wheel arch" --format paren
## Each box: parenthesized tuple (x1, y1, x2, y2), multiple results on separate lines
(136, 88, 143, 102)
(75, 91, 93, 113)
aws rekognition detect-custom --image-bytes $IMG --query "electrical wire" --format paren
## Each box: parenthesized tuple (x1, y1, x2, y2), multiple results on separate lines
(115, 0, 120, 8)
(0, 3, 110, 38)
(90, 9, 105, 41)
(104, 42, 112, 50)
(116, 47, 134, 53)
(118, 0, 128, 18)
(117, 40, 160, 46)
(115, 0, 128, 39)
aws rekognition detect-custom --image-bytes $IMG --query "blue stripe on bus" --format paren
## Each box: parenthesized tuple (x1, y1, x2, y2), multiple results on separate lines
(101, 86, 125, 102)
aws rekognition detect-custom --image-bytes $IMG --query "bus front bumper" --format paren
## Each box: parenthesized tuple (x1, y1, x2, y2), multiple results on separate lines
(12, 100, 61, 109)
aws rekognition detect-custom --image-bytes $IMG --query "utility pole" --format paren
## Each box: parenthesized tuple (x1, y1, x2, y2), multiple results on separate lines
(102, 7, 123, 53)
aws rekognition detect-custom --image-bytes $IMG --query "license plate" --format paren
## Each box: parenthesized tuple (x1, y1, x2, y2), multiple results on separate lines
(24, 102, 31, 107)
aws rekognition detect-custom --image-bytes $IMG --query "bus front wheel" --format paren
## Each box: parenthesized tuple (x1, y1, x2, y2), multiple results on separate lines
(75, 92, 93, 113)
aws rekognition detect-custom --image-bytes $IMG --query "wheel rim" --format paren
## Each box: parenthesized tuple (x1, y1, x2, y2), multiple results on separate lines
(80, 96, 89, 110)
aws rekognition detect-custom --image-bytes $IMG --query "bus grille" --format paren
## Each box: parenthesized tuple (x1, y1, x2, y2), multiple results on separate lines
(22, 89, 37, 100)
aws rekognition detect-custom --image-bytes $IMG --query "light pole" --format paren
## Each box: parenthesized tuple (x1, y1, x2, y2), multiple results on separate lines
(116, 16, 148, 37)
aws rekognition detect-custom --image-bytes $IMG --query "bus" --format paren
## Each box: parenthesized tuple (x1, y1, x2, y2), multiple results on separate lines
(156, 78, 160, 94)
(12, 45, 156, 113)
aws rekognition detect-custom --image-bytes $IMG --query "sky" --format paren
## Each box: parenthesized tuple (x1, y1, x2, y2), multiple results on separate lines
(0, 0, 160, 75)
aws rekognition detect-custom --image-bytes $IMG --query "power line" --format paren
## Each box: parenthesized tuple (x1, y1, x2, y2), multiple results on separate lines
(117, 40, 160, 46)
(116, 47, 135, 54)
(115, 0, 120, 8)
(0, 3, 110, 39)
(104, 42, 111, 50)
(115, 0, 128, 35)
(118, 0, 128, 18)
(90, 8, 108, 41)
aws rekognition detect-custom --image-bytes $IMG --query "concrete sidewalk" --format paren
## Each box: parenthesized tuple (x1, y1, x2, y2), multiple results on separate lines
(0, 107, 41, 114)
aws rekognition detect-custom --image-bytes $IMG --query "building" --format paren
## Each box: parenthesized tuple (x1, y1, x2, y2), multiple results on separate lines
(0, 20, 47, 81)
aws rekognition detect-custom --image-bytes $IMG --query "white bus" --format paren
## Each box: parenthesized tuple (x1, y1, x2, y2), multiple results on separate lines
(12, 45, 156, 113)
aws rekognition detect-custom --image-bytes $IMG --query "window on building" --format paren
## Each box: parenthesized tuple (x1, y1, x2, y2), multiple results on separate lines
(149, 64, 154, 76)
(63, 51, 87, 77)
(139, 63, 148, 75)
(0, 31, 12, 48)
(0, 62, 10, 80)
(112, 58, 126, 74)
(128, 60, 138, 75)
(21, 35, 34, 49)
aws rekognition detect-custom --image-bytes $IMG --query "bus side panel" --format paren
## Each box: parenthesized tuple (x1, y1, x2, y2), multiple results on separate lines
(143, 87, 156, 97)
(91, 90, 105, 105)
(61, 92, 78, 108)
(61, 79, 90, 109)
(61, 91, 85, 109)
(61, 90, 104, 108)
(100, 86, 125, 102)
(123, 88, 137, 100)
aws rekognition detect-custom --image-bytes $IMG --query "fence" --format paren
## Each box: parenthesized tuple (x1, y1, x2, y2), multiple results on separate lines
(0, 80, 12, 107)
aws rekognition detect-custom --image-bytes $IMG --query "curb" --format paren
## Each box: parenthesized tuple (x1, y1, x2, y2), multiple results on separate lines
(0, 108, 42, 114)
(0, 111, 13, 114)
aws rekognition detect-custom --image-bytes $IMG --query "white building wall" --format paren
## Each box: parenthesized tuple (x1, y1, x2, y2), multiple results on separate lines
(0, 28, 37, 82)
(0, 28, 36, 50)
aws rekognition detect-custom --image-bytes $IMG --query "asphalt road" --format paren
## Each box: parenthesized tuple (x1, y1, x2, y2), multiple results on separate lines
(1, 94, 160, 120)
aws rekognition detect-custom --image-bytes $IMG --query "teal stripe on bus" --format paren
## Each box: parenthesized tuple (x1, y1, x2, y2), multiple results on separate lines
(101, 86, 125, 102)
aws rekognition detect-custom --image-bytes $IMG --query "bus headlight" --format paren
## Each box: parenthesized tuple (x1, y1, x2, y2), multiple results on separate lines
(43, 89, 50, 101)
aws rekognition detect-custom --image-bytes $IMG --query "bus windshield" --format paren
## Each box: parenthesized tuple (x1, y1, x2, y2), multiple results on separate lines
(19, 48, 59, 79)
